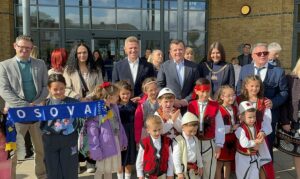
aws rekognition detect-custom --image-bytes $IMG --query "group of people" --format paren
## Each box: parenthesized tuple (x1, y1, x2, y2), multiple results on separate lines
(0, 34, 299, 179)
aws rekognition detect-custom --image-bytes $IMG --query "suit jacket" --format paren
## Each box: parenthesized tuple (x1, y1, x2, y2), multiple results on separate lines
(198, 60, 235, 95)
(157, 59, 199, 101)
(237, 54, 252, 66)
(63, 69, 103, 99)
(236, 63, 288, 123)
(112, 58, 155, 96)
(0, 56, 48, 107)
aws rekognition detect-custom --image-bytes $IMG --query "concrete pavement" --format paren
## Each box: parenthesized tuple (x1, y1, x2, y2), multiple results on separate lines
(16, 148, 296, 179)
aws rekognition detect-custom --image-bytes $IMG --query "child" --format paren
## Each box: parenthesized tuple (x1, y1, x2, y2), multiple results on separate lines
(238, 75, 274, 178)
(86, 82, 128, 179)
(155, 87, 182, 139)
(215, 85, 239, 179)
(173, 112, 203, 179)
(135, 77, 159, 143)
(116, 80, 137, 179)
(187, 78, 225, 179)
(235, 101, 271, 179)
(136, 115, 174, 179)
(40, 74, 80, 179)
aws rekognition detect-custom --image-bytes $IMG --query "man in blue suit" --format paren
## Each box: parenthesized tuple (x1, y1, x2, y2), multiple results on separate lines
(112, 36, 155, 100)
(157, 40, 199, 109)
(236, 43, 288, 158)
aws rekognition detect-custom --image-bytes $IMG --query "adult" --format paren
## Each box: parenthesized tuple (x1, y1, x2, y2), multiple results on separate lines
(112, 36, 155, 99)
(141, 48, 152, 61)
(157, 39, 199, 108)
(280, 58, 300, 178)
(184, 47, 194, 61)
(64, 42, 103, 101)
(236, 43, 288, 157)
(48, 48, 68, 75)
(237, 43, 252, 66)
(93, 50, 105, 78)
(231, 57, 241, 88)
(104, 51, 114, 82)
(268, 42, 282, 67)
(0, 35, 47, 179)
(198, 42, 235, 96)
(147, 49, 163, 76)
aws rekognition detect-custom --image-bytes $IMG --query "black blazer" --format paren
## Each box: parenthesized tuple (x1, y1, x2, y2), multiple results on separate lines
(237, 54, 253, 66)
(157, 59, 199, 101)
(112, 58, 155, 96)
(198, 60, 235, 95)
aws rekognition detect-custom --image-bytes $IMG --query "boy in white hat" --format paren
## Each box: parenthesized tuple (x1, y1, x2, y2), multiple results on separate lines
(155, 87, 182, 139)
(235, 101, 272, 179)
(173, 112, 203, 179)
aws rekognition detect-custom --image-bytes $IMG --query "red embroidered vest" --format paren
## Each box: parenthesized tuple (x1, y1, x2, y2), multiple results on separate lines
(219, 105, 238, 127)
(236, 123, 260, 156)
(141, 135, 171, 176)
(188, 100, 219, 140)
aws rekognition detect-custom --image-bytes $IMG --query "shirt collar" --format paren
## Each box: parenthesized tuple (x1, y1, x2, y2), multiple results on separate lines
(182, 131, 192, 140)
(150, 135, 161, 143)
(254, 62, 268, 69)
(16, 56, 31, 63)
(128, 58, 139, 65)
(173, 59, 184, 65)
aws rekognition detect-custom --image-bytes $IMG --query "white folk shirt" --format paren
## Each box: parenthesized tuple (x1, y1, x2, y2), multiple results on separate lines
(173, 132, 203, 173)
(197, 101, 225, 147)
(136, 136, 174, 177)
(251, 102, 273, 135)
(154, 111, 182, 139)
(235, 126, 256, 148)
(128, 58, 139, 84)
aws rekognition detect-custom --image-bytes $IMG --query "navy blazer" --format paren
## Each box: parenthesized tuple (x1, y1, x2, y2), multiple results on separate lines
(236, 63, 288, 123)
(157, 59, 199, 101)
(112, 58, 155, 96)
(198, 60, 235, 95)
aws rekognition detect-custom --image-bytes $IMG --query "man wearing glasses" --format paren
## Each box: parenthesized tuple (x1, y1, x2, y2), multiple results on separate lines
(0, 35, 47, 179)
(236, 43, 288, 159)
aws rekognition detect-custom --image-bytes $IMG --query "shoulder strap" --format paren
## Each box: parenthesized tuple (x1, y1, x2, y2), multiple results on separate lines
(78, 72, 89, 97)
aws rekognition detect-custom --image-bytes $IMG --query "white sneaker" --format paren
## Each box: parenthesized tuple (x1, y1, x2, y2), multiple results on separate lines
(86, 163, 96, 173)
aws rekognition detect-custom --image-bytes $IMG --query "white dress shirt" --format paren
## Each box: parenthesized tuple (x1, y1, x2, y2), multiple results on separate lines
(136, 136, 174, 177)
(173, 132, 203, 174)
(128, 58, 139, 84)
(197, 100, 225, 147)
(174, 60, 185, 88)
(154, 111, 182, 139)
(254, 63, 268, 81)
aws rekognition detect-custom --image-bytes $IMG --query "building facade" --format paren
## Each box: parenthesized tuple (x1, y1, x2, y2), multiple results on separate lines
(0, 0, 298, 69)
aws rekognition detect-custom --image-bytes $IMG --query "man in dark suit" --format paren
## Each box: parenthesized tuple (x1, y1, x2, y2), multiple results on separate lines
(112, 36, 155, 100)
(157, 40, 199, 108)
(237, 43, 253, 66)
(236, 43, 288, 158)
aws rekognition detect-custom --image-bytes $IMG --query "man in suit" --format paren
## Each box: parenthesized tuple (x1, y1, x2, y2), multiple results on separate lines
(157, 40, 199, 109)
(237, 43, 253, 66)
(236, 43, 288, 158)
(112, 36, 155, 100)
(0, 35, 48, 179)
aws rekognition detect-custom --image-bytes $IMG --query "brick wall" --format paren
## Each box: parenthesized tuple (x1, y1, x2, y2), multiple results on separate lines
(208, 0, 294, 70)
(0, 0, 15, 61)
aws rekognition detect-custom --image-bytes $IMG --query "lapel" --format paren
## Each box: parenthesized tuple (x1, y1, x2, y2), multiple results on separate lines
(182, 60, 190, 89)
(136, 58, 143, 84)
(30, 58, 39, 91)
(264, 64, 274, 84)
(12, 58, 22, 88)
(124, 59, 134, 85)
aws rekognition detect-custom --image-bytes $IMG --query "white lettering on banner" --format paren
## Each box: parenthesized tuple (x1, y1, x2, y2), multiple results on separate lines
(84, 105, 92, 114)
(50, 107, 58, 117)
(34, 109, 42, 118)
(67, 106, 75, 115)
(17, 110, 26, 118)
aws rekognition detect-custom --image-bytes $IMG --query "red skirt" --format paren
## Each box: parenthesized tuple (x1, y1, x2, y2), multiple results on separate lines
(218, 133, 236, 161)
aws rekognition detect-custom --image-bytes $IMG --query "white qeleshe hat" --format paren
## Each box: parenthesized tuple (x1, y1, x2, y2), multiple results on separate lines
(181, 112, 199, 125)
(239, 101, 256, 114)
(157, 87, 175, 99)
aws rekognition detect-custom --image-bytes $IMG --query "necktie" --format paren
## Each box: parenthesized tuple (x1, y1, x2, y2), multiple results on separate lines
(255, 66, 265, 79)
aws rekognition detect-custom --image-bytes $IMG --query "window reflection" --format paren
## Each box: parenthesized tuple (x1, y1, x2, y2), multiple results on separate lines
(187, 30, 205, 60)
(142, 0, 160, 9)
(169, 10, 177, 30)
(40, 30, 60, 66)
(92, 0, 115, 7)
(117, 0, 140, 8)
(142, 10, 160, 31)
(38, 0, 58, 5)
(92, 8, 115, 29)
(189, 1, 206, 10)
(188, 11, 205, 31)
(117, 9, 141, 30)
(65, 0, 89, 6)
(16, 5, 37, 28)
(39, 6, 59, 28)
(65, 7, 90, 28)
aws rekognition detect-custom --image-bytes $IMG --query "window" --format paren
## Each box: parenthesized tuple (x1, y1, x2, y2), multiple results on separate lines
(117, 9, 141, 30)
(39, 6, 59, 28)
(65, 7, 90, 28)
(92, 8, 115, 29)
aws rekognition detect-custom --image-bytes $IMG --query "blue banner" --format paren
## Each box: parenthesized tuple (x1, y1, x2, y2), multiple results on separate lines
(6, 100, 107, 150)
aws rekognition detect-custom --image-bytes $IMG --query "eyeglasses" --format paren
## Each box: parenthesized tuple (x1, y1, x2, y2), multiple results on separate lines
(15, 44, 32, 51)
(255, 51, 269, 57)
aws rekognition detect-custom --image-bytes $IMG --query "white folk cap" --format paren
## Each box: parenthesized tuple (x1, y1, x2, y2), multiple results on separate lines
(157, 87, 175, 99)
(181, 112, 199, 125)
(239, 101, 255, 114)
